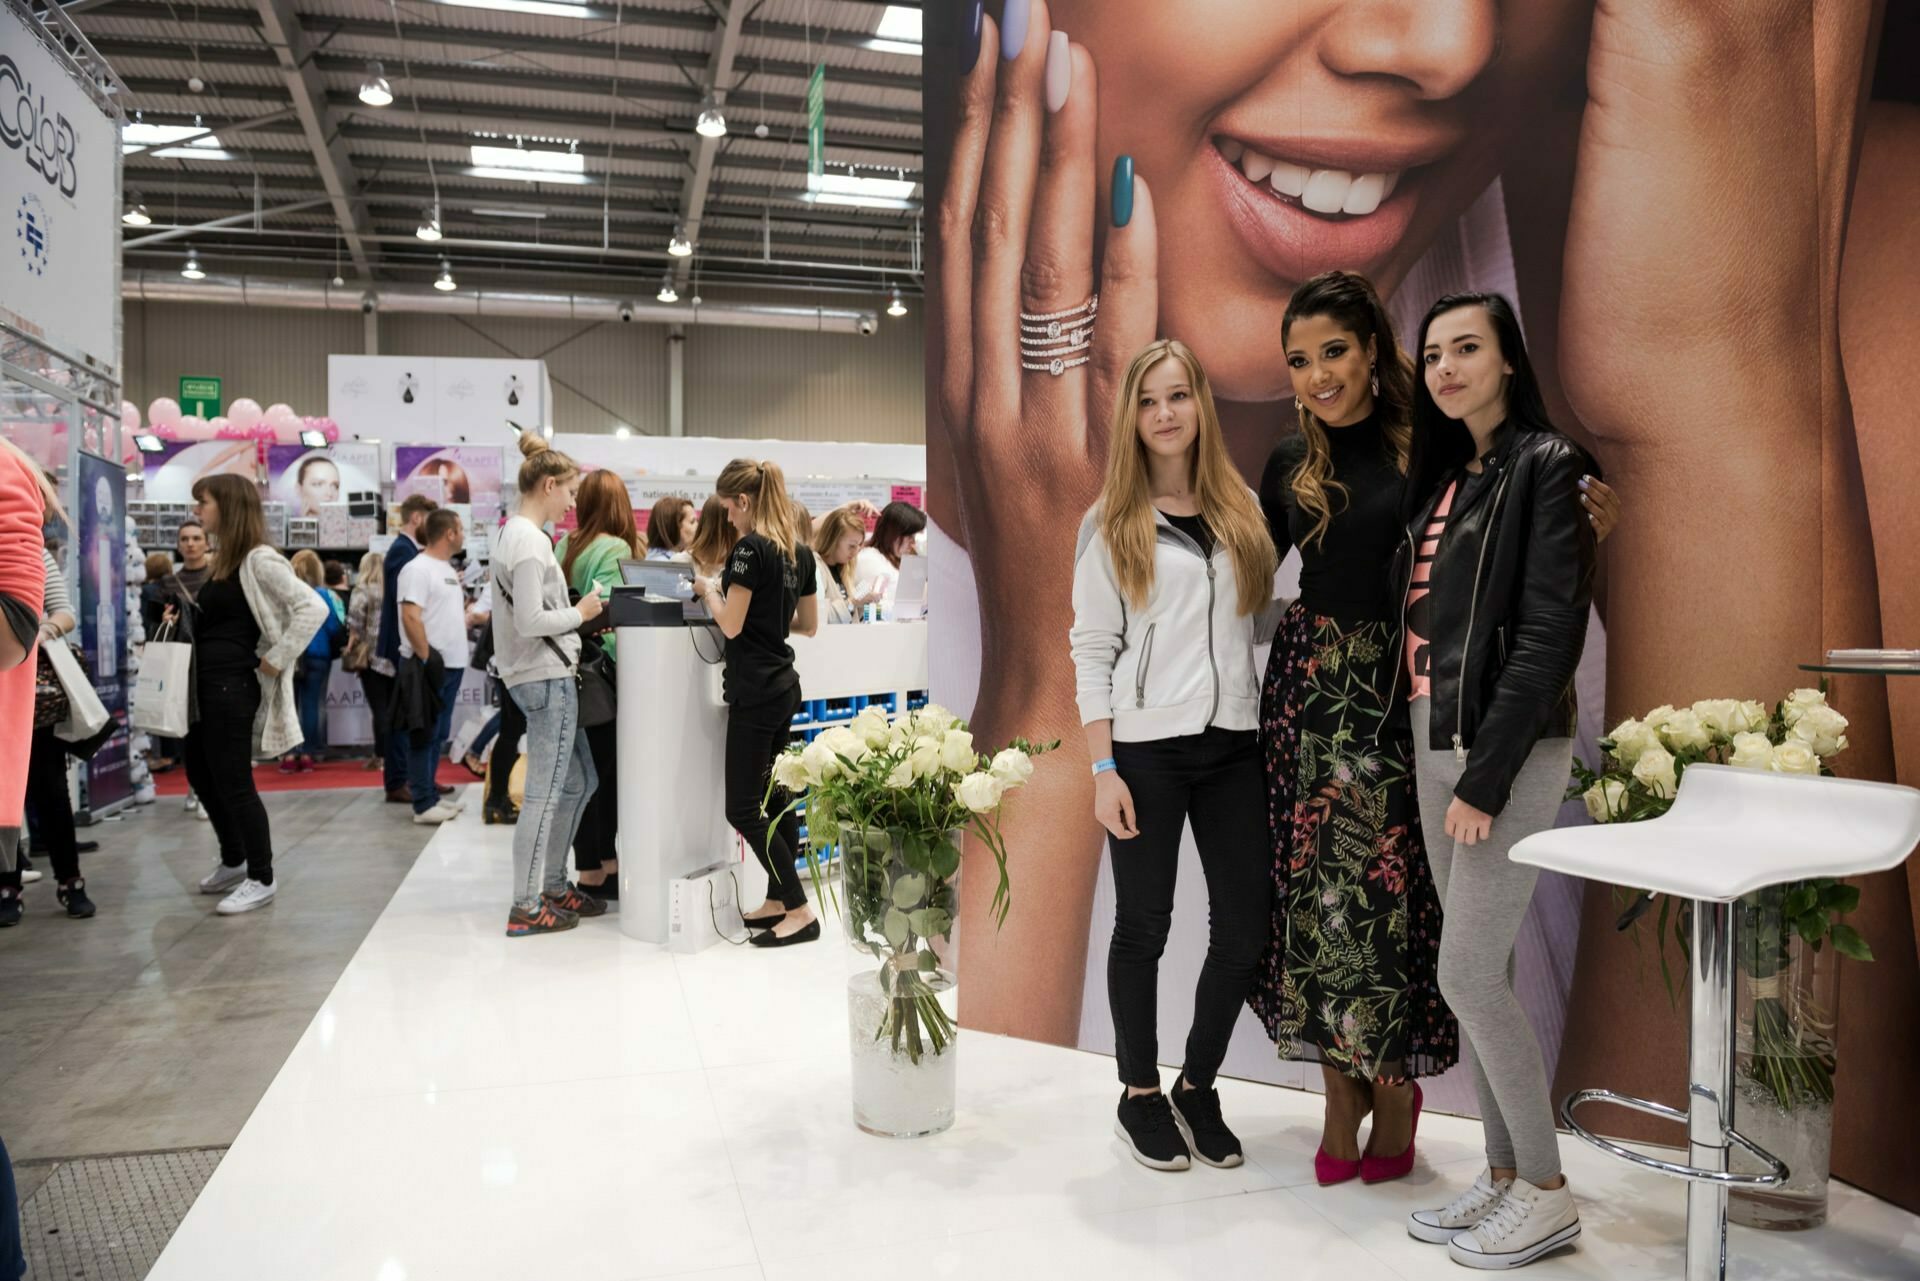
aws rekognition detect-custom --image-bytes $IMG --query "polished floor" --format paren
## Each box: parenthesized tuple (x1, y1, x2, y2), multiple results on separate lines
(133, 817, 1918, 1281)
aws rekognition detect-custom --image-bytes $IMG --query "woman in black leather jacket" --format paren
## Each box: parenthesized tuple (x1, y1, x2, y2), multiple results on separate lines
(1397, 293, 1594, 1270)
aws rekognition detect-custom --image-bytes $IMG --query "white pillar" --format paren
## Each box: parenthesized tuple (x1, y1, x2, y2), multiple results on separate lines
(668, 325, 685, 437)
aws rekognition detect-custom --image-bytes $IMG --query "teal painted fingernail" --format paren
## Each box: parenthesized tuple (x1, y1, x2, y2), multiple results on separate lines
(1111, 155, 1134, 227)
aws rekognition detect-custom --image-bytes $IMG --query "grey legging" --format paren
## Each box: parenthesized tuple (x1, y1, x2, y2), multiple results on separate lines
(1411, 698, 1570, 1185)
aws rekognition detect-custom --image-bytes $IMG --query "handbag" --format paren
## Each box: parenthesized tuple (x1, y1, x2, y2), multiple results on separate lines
(131, 620, 195, 739)
(33, 647, 68, 729)
(495, 577, 616, 729)
(342, 629, 373, 673)
(44, 637, 110, 741)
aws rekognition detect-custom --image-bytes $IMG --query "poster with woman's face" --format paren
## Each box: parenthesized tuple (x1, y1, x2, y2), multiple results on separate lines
(140, 441, 260, 503)
(925, 2, 1920, 1204)
(395, 445, 504, 528)
(266, 443, 380, 517)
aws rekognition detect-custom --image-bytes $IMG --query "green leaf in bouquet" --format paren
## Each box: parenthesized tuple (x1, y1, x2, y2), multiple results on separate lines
(891, 873, 928, 910)
(930, 836, 962, 879)
(1829, 923, 1873, 962)
(916, 949, 939, 972)
(907, 908, 952, 940)
(1820, 882, 1861, 914)
(901, 831, 931, 873)
(883, 907, 910, 949)
(1793, 911, 1830, 946)
(1783, 886, 1817, 919)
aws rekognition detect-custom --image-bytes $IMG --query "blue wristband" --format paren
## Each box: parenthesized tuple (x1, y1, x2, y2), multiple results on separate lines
(1091, 758, 1118, 777)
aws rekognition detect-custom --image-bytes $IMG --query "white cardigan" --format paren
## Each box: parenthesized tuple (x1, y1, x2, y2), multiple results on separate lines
(236, 545, 328, 758)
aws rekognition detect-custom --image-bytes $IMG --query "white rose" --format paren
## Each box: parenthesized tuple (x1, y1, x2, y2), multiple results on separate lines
(989, 748, 1035, 789)
(907, 737, 940, 779)
(1582, 778, 1629, 824)
(1782, 688, 1827, 728)
(1728, 732, 1775, 771)
(1769, 739, 1821, 775)
(800, 739, 841, 785)
(938, 730, 977, 774)
(1657, 709, 1712, 753)
(1734, 700, 1770, 733)
(853, 707, 892, 749)
(954, 771, 1006, 813)
(818, 726, 869, 765)
(916, 703, 958, 733)
(1690, 699, 1742, 740)
(885, 759, 915, 790)
(1791, 704, 1849, 758)
(1631, 745, 1678, 799)
(1642, 705, 1678, 731)
(771, 752, 812, 792)
(1608, 719, 1655, 766)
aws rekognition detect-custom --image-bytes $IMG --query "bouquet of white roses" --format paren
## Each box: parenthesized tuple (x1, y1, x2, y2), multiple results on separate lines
(764, 702, 1055, 1062)
(1568, 687, 1869, 1108)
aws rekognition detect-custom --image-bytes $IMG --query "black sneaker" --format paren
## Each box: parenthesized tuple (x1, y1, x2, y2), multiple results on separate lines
(1170, 1078, 1244, 1168)
(57, 878, 97, 920)
(1115, 1090, 1192, 1171)
(0, 892, 19, 928)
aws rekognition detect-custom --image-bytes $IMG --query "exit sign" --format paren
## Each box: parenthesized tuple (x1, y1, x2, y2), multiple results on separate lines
(179, 376, 221, 418)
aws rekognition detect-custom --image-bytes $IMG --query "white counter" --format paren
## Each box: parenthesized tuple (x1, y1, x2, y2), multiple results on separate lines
(615, 620, 929, 943)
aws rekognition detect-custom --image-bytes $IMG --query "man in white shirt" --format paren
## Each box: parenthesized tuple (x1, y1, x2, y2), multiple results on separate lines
(398, 510, 469, 823)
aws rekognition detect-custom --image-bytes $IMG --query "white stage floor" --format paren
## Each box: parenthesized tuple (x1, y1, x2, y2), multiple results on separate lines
(148, 816, 1920, 1281)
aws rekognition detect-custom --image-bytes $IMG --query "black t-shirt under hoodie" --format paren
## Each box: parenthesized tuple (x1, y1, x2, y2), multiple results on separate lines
(720, 532, 818, 706)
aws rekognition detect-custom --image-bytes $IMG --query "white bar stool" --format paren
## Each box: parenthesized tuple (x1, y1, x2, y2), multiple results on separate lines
(1509, 764, 1920, 1281)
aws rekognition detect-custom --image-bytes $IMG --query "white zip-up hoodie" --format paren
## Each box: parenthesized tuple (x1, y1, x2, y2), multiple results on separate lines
(1070, 505, 1267, 742)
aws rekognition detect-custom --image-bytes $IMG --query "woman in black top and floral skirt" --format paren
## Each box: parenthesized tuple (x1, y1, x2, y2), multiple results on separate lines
(692, 459, 820, 948)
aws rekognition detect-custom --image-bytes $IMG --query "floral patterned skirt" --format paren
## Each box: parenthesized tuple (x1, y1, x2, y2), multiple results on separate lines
(1246, 603, 1458, 1081)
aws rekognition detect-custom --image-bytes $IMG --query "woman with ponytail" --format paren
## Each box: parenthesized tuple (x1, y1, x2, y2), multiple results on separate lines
(692, 459, 820, 947)
(492, 434, 608, 938)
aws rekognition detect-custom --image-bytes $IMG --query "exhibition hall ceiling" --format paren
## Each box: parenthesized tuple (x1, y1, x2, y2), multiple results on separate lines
(75, 0, 923, 297)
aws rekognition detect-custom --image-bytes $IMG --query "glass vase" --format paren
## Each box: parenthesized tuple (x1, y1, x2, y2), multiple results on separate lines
(836, 824, 962, 1138)
(1729, 891, 1842, 1231)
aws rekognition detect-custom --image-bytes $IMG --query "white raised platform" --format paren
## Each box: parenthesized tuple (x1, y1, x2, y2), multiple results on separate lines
(146, 815, 1920, 1281)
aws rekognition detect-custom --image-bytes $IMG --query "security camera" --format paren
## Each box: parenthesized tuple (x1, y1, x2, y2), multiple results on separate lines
(360, 292, 377, 314)
(856, 314, 877, 336)
(618, 303, 635, 323)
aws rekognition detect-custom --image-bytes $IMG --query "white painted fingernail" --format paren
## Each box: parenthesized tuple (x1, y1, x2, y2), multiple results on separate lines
(1045, 32, 1071, 113)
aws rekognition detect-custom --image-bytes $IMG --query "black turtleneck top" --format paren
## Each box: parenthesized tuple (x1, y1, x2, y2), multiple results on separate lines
(1259, 412, 1409, 623)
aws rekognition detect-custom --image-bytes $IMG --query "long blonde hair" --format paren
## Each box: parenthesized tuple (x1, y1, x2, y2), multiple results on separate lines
(515, 432, 579, 495)
(1282, 271, 1414, 547)
(1098, 340, 1276, 616)
(715, 459, 801, 561)
(356, 550, 384, 590)
(289, 549, 324, 587)
(812, 505, 866, 600)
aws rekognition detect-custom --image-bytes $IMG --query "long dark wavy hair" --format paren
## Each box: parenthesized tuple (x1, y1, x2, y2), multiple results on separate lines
(1280, 270, 1415, 548)
(1409, 292, 1555, 503)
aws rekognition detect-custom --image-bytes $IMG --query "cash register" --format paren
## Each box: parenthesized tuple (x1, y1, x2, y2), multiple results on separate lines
(610, 559, 710, 627)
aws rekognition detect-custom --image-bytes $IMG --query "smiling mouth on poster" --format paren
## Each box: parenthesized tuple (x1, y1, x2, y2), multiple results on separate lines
(1, 0, 133, 821)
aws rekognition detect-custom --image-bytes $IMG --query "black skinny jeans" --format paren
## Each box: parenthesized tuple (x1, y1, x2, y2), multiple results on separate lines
(1, 730, 81, 891)
(1107, 726, 1271, 1090)
(357, 668, 395, 759)
(485, 683, 526, 811)
(574, 717, 619, 872)
(725, 686, 806, 910)
(184, 670, 275, 884)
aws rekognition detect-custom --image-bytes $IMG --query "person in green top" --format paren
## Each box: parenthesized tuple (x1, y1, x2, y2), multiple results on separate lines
(554, 469, 641, 900)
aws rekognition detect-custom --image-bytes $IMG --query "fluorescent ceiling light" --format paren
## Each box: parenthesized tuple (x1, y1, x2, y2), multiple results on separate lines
(153, 147, 238, 161)
(471, 207, 549, 220)
(467, 167, 592, 186)
(470, 145, 583, 173)
(436, 0, 597, 17)
(124, 122, 217, 149)
(805, 171, 918, 209)
(868, 5, 921, 55)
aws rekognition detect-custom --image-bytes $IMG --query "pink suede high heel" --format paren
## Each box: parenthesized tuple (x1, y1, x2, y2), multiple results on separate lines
(1314, 1146, 1363, 1186)
(1359, 1081, 1423, 1184)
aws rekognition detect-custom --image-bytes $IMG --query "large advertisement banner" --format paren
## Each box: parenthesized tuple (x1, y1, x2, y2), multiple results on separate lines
(140, 440, 259, 503)
(394, 445, 504, 530)
(926, 2, 1918, 1211)
(75, 450, 128, 810)
(265, 443, 381, 517)
(0, 4, 119, 372)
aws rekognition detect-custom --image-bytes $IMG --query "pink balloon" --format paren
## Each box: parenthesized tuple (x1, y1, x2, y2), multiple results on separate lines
(253, 422, 281, 443)
(264, 403, 298, 429)
(121, 400, 141, 432)
(149, 421, 179, 441)
(209, 415, 230, 433)
(148, 397, 182, 427)
(216, 423, 252, 441)
(273, 420, 307, 444)
(176, 414, 213, 442)
(227, 398, 263, 430)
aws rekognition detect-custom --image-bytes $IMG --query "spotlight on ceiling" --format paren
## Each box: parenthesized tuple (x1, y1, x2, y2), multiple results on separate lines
(434, 259, 458, 292)
(121, 197, 151, 227)
(613, 425, 632, 439)
(667, 224, 693, 257)
(359, 61, 394, 107)
(694, 92, 727, 139)
(887, 287, 908, 318)
(656, 274, 679, 304)
(180, 249, 205, 281)
(415, 206, 443, 241)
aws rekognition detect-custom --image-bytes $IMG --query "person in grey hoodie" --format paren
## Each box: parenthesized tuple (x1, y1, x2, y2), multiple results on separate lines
(490, 435, 606, 937)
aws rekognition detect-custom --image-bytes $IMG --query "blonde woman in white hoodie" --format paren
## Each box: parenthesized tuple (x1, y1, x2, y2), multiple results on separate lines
(1069, 339, 1278, 1176)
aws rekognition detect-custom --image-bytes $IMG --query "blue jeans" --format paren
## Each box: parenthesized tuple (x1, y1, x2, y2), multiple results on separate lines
(409, 666, 466, 814)
(470, 709, 502, 758)
(508, 677, 597, 910)
(293, 657, 331, 756)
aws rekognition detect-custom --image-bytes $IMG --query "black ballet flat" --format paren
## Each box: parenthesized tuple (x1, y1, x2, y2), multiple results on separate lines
(741, 912, 786, 931)
(748, 920, 820, 948)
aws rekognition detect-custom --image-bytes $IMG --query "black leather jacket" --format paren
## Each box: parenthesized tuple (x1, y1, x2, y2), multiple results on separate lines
(1390, 423, 1597, 816)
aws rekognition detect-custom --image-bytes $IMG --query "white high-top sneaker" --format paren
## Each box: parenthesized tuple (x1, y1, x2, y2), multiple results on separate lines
(198, 862, 246, 895)
(1447, 1176, 1580, 1269)
(216, 878, 277, 915)
(1407, 1169, 1512, 1244)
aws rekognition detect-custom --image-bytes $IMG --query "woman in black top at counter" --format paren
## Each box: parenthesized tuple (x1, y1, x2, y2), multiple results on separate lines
(693, 458, 820, 948)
